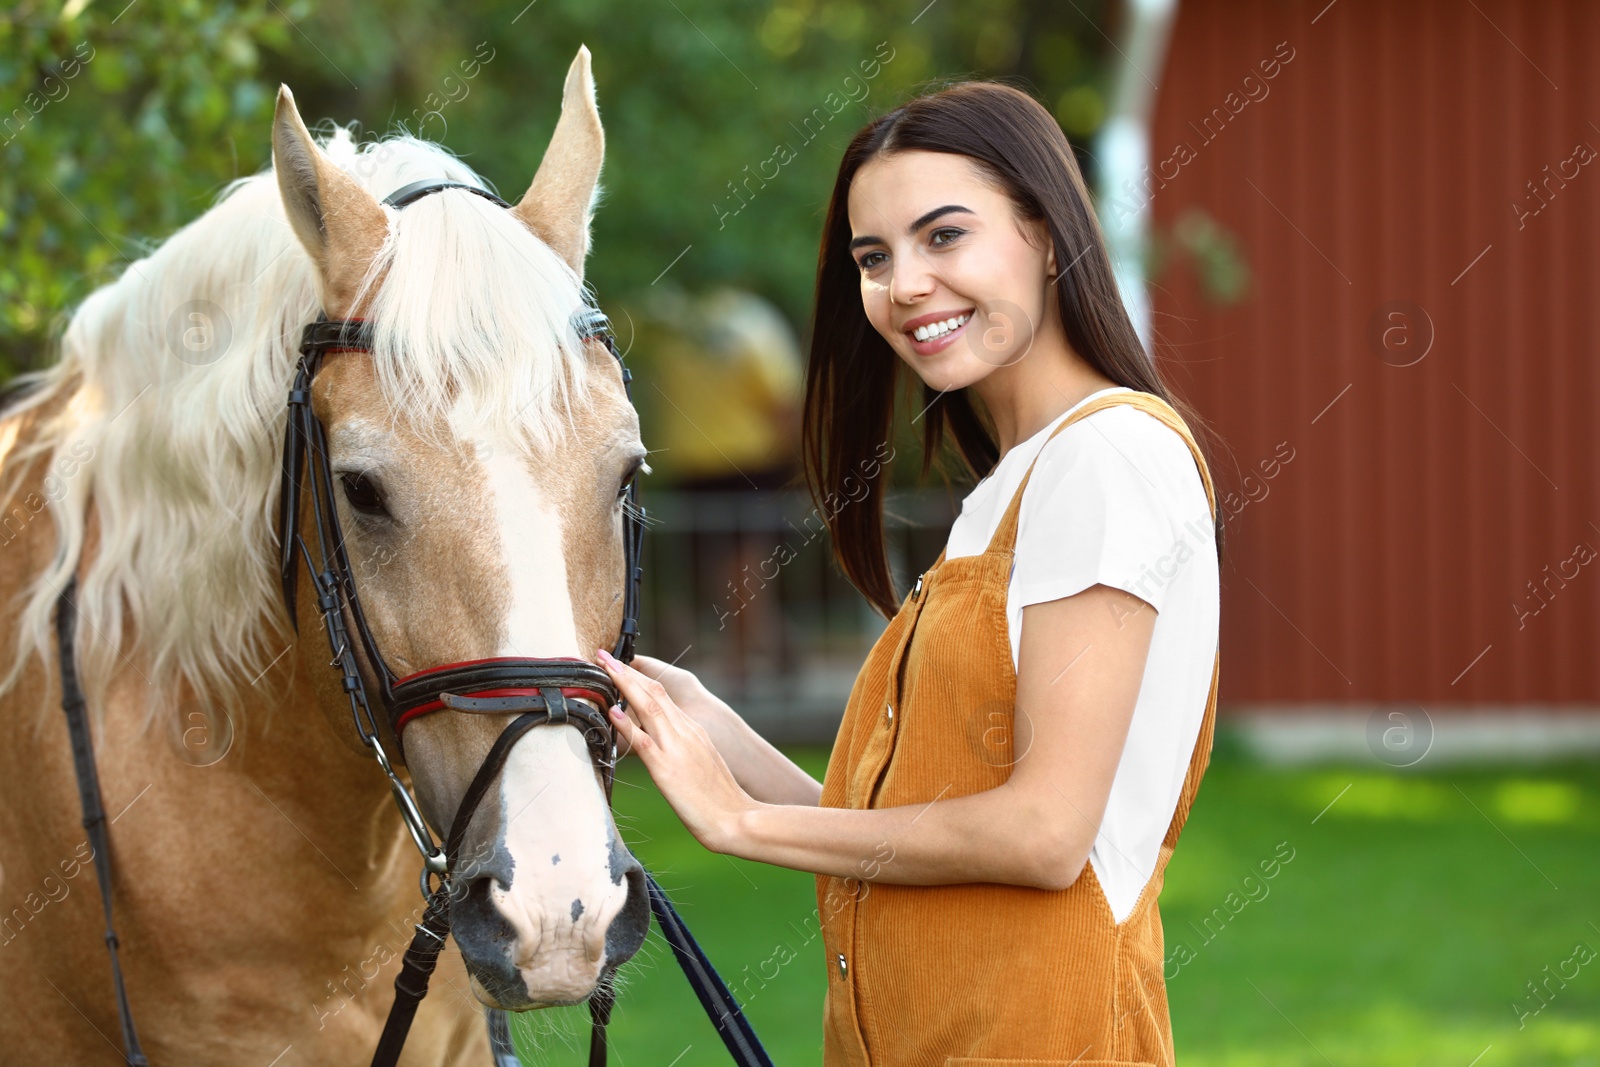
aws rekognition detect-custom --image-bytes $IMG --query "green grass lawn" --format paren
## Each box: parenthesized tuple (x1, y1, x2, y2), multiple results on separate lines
(508, 739, 1600, 1066)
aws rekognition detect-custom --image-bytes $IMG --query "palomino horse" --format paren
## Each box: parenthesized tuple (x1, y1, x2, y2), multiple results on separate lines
(0, 48, 652, 1064)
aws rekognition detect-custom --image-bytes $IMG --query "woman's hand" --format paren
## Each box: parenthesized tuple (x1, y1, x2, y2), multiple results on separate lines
(597, 648, 757, 854)
(620, 654, 824, 807)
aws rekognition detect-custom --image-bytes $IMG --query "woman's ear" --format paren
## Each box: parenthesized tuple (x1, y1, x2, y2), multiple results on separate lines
(1023, 216, 1058, 281)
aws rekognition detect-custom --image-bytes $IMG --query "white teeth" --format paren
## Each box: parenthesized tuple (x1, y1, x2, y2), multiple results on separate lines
(912, 312, 971, 342)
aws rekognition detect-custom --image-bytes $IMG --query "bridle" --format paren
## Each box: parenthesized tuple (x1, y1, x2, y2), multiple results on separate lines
(277, 269, 641, 880)
(275, 178, 647, 1065)
(44, 176, 772, 1067)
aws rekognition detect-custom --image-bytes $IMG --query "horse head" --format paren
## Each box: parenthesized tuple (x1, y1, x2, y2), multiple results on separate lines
(272, 48, 651, 1010)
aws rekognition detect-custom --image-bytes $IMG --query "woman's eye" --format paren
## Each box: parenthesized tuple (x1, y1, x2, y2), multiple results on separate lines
(930, 227, 964, 247)
(340, 472, 388, 517)
(856, 251, 886, 271)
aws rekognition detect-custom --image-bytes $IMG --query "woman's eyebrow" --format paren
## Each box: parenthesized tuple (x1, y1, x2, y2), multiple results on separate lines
(849, 204, 975, 252)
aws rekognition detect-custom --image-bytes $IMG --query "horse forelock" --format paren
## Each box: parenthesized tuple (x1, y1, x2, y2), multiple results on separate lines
(0, 125, 599, 731)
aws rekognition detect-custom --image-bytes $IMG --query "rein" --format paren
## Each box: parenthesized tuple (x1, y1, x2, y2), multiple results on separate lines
(47, 178, 773, 1067)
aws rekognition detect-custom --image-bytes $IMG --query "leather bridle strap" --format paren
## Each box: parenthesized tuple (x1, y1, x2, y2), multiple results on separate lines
(390, 657, 619, 737)
(368, 697, 777, 1067)
(277, 309, 644, 751)
(369, 883, 451, 1067)
(54, 464, 771, 1067)
(645, 873, 776, 1066)
(54, 580, 149, 1067)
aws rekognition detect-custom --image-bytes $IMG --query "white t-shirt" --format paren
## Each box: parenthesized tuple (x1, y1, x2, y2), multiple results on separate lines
(943, 386, 1220, 924)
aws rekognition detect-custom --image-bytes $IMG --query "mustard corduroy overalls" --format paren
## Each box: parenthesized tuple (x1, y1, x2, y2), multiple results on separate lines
(816, 390, 1220, 1067)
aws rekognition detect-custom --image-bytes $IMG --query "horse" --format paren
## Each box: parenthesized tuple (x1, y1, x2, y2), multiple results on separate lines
(0, 47, 653, 1065)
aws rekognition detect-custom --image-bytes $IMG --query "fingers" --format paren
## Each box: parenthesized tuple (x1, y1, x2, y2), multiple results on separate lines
(597, 648, 674, 731)
(629, 653, 692, 696)
(630, 653, 670, 677)
(607, 702, 647, 756)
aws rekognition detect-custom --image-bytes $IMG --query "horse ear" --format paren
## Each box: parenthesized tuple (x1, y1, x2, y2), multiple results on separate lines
(272, 84, 389, 317)
(512, 46, 605, 279)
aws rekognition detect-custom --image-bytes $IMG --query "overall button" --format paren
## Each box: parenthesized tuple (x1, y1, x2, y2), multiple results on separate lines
(884, 701, 894, 723)
(837, 953, 848, 978)
(911, 573, 924, 600)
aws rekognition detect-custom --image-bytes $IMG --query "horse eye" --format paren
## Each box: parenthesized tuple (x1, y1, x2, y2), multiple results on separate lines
(340, 472, 388, 516)
(617, 461, 642, 501)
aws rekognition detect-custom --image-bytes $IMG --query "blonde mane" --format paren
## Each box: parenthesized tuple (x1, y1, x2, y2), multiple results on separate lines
(1, 124, 596, 728)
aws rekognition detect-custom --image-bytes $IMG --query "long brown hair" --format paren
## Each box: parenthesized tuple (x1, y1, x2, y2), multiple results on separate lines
(801, 80, 1224, 618)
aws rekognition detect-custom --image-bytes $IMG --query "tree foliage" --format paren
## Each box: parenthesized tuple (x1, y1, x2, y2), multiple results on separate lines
(0, 0, 1114, 382)
(0, 0, 304, 375)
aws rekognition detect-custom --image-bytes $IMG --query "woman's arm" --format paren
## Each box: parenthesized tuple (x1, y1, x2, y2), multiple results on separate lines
(601, 582, 1156, 891)
(628, 654, 822, 807)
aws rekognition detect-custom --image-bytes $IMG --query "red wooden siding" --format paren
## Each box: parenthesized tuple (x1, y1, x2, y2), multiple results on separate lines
(1143, 0, 1599, 706)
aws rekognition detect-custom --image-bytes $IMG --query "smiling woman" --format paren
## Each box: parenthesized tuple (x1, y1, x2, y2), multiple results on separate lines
(602, 80, 1225, 1067)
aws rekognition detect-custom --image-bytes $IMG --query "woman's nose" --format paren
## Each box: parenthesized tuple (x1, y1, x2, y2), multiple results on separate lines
(888, 254, 937, 306)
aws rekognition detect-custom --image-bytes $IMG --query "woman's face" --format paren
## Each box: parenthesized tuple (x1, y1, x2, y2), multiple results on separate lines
(847, 149, 1058, 393)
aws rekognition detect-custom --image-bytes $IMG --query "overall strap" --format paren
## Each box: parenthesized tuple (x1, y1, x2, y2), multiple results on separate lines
(986, 390, 1217, 556)
(1163, 643, 1222, 848)
(979, 388, 1223, 850)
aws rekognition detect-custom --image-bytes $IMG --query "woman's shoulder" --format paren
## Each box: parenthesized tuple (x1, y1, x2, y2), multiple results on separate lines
(1035, 395, 1201, 494)
(1010, 393, 1216, 615)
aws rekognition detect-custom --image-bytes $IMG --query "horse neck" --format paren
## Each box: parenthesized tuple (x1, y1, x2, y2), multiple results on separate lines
(235, 651, 416, 894)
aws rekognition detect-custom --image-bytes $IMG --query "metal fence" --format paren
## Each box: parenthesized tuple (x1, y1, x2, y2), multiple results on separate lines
(634, 488, 962, 742)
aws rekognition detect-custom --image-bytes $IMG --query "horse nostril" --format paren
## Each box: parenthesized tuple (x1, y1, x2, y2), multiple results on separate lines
(604, 861, 651, 968)
(450, 875, 525, 1008)
(452, 875, 509, 946)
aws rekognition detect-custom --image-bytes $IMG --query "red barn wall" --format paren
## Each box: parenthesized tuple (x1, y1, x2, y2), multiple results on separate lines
(1142, 0, 1599, 707)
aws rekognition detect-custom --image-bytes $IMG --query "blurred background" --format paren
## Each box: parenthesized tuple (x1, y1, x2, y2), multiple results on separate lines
(3, 0, 1597, 1063)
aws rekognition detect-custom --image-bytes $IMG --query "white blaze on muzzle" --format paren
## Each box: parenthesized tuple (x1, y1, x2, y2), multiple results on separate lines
(489, 726, 633, 998)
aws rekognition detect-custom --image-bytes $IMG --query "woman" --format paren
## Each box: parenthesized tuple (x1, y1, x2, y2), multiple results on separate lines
(597, 80, 1224, 1066)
